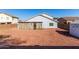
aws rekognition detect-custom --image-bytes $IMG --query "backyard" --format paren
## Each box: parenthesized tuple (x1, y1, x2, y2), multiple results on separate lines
(0, 27, 79, 48)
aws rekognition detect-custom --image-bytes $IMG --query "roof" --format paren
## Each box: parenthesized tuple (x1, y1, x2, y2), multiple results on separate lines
(25, 13, 57, 22)
(0, 13, 19, 19)
(39, 14, 53, 20)
(59, 17, 79, 21)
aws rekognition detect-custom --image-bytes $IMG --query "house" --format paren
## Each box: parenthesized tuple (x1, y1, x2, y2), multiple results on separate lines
(0, 13, 19, 24)
(58, 17, 79, 30)
(17, 14, 58, 30)
(69, 22, 79, 38)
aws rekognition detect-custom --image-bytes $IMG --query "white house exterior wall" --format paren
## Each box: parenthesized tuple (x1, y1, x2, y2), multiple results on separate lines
(12, 18, 18, 24)
(0, 13, 18, 24)
(26, 16, 57, 28)
(0, 14, 12, 23)
(69, 23, 79, 37)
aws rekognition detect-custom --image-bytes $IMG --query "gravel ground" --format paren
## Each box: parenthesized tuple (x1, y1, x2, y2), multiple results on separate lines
(0, 28, 79, 46)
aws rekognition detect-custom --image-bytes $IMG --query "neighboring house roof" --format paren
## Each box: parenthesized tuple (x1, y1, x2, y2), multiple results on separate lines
(0, 13, 19, 19)
(59, 17, 79, 21)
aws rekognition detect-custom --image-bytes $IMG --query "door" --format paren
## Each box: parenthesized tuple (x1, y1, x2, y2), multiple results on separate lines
(34, 23, 36, 30)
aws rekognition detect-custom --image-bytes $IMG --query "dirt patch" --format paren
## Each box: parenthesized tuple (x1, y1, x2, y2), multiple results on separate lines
(0, 28, 79, 46)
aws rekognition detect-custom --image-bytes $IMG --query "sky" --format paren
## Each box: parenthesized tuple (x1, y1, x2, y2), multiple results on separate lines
(0, 9, 79, 20)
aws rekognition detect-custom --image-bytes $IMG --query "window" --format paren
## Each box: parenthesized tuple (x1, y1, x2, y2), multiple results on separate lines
(49, 23, 53, 26)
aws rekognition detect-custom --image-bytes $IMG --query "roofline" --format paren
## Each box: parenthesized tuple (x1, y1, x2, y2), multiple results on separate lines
(0, 13, 19, 19)
(39, 14, 53, 21)
(25, 13, 54, 22)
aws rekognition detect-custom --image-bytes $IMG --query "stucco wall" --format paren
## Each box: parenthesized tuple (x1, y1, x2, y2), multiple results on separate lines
(69, 23, 79, 37)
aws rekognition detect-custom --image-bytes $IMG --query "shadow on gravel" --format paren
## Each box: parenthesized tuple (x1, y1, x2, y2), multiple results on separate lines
(0, 35, 11, 47)
(0, 35, 10, 39)
(56, 30, 79, 39)
(0, 45, 79, 49)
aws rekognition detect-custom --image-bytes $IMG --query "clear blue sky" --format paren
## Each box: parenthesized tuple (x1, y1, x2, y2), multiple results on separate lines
(0, 9, 79, 20)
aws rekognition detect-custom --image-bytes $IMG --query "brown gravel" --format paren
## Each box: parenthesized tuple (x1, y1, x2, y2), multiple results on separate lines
(0, 28, 79, 46)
